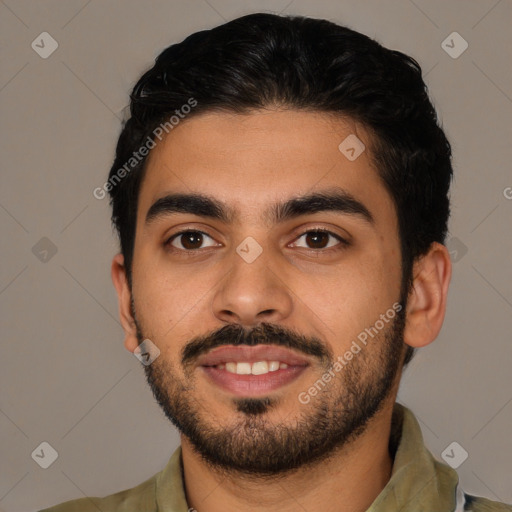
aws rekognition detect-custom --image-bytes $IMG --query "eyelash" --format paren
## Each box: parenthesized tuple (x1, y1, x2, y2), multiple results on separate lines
(164, 228, 349, 255)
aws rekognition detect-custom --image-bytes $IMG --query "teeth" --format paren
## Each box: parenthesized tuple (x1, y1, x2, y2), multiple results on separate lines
(268, 361, 280, 372)
(225, 362, 237, 373)
(221, 360, 286, 375)
(251, 361, 268, 375)
(236, 362, 252, 375)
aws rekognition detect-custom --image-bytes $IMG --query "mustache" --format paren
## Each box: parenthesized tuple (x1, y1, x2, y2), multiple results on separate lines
(181, 322, 332, 367)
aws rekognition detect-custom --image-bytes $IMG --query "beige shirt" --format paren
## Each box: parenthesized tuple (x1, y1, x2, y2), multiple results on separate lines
(40, 403, 511, 511)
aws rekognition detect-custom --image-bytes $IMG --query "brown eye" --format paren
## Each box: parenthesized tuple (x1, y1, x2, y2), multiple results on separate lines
(292, 230, 347, 251)
(305, 231, 330, 249)
(166, 230, 217, 251)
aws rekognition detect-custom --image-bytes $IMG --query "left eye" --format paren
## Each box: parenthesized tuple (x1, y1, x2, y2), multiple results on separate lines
(166, 230, 218, 251)
(291, 230, 346, 250)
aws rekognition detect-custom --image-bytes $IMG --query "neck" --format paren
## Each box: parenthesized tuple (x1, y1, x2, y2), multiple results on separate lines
(181, 400, 396, 512)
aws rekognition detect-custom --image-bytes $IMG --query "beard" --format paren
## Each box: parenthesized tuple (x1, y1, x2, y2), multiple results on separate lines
(133, 301, 406, 478)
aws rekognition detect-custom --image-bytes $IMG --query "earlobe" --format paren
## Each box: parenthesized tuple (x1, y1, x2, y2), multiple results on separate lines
(403, 242, 452, 349)
(111, 254, 139, 353)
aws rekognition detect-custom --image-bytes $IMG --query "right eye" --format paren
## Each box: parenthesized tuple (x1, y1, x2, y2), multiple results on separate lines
(165, 230, 219, 252)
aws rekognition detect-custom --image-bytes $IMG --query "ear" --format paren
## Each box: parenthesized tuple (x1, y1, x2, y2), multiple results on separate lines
(111, 253, 139, 353)
(403, 242, 452, 348)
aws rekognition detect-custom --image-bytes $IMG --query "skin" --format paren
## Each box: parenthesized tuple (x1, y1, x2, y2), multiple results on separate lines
(112, 109, 452, 512)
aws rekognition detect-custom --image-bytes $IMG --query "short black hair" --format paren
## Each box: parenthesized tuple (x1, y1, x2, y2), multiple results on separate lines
(108, 13, 453, 367)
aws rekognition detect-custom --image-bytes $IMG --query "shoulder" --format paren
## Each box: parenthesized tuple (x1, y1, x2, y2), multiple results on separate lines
(463, 493, 512, 511)
(38, 473, 157, 512)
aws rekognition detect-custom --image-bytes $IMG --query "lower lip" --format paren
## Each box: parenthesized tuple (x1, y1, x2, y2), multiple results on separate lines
(201, 366, 308, 397)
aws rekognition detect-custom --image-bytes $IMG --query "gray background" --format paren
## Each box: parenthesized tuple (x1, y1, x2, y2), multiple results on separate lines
(1, 0, 511, 510)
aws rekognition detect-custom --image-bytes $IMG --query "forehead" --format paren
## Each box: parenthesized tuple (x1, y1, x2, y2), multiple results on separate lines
(137, 109, 396, 229)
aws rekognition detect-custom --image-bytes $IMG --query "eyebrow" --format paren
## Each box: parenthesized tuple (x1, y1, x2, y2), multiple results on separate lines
(145, 188, 374, 227)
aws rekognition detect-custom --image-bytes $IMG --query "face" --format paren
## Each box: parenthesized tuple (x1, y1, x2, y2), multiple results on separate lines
(127, 110, 406, 476)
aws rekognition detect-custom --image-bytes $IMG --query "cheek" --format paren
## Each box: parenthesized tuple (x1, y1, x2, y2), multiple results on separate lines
(294, 249, 400, 341)
(131, 256, 220, 339)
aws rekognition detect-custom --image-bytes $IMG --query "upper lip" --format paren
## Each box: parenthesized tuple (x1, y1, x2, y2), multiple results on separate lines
(196, 345, 311, 367)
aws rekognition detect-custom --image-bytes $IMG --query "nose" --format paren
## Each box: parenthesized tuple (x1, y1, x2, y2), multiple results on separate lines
(211, 245, 293, 327)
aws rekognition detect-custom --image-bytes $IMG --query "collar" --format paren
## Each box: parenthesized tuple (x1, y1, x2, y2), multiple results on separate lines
(367, 402, 459, 511)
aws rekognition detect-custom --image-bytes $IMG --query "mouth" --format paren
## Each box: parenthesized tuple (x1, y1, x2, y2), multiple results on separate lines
(197, 344, 310, 397)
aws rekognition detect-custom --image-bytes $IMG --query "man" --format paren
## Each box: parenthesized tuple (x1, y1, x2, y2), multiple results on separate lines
(42, 12, 510, 512)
